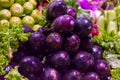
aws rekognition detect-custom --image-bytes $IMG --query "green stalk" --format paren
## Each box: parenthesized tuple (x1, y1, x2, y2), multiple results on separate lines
(96, 15, 105, 31)
(115, 5, 120, 31)
(107, 21, 117, 33)
(104, 10, 108, 31)
(107, 9, 118, 32)
(107, 10, 116, 21)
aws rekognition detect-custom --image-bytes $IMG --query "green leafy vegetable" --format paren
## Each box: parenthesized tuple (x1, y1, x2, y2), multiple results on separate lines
(0, 24, 30, 75)
(5, 66, 28, 80)
(111, 68, 120, 80)
(94, 30, 120, 57)
(0, 55, 10, 75)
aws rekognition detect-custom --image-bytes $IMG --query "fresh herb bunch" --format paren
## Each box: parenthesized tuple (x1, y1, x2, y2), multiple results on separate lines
(111, 68, 120, 80)
(94, 31, 120, 56)
(0, 24, 30, 75)
(5, 66, 28, 80)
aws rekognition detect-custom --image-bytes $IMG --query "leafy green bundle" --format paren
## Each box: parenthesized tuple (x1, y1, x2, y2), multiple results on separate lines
(5, 66, 28, 80)
(94, 31, 120, 56)
(0, 24, 30, 75)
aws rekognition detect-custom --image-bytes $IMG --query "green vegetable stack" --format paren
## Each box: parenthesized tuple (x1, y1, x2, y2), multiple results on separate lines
(0, 0, 46, 31)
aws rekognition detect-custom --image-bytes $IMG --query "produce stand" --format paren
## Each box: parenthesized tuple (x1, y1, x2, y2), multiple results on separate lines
(0, 0, 120, 80)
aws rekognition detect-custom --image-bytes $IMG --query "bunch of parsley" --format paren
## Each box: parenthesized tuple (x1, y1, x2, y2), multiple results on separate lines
(0, 24, 30, 75)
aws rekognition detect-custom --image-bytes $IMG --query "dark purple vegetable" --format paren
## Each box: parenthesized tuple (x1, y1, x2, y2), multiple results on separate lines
(74, 17, 93, 37)
(64, 34, 80, 53)
(14, 41, 38, 58)
(94, 60, 110, 77)
(80, 36, 93, 53)
(63, 70, 83, 80)
(5, 62, 16, 73)
(92, 45, 103, 60)
(26, 74, 38, 80)
(67, 7, 77, 18)
(46, 32, 63, 51)
(22, 26, 33, 33)
(29, 32, 46, 51)
(46, 1, 67, 22)
(100, 75, 111, 80)
(40, 68, 61, 80)
(0, 75, 5, 80)
(84, 72, 100, 80)
(37, 27, 53, 36)
(51, 15, 75, 33)
(72, 51, 94, 71)
(19, 56, 43, 76)
(48, 51, 70, 70)
(12, 50, 27, 63)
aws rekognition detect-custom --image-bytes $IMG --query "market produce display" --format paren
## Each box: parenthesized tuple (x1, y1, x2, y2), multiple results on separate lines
(0, 0, 120, 80)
